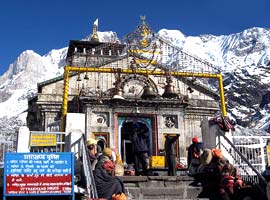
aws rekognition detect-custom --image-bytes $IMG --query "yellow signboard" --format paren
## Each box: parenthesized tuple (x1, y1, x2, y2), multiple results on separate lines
(151, 156, 165, 168)
(30, 133, 57, 147)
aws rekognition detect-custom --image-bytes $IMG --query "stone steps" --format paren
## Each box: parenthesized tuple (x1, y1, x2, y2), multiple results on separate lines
(125, 187, 204, 199)
(121, 175, 205, 200)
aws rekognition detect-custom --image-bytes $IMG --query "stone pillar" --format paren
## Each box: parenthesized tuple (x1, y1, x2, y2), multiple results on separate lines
(201, 117, 234, 164)
(201, 117, 218, 149)
(41, 111, 46, 131)
(16, 126, 30, 153)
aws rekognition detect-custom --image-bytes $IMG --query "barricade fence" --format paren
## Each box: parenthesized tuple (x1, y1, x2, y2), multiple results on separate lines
(220, 134, 270, 177)
(0, 131, 17, 163)
(231, 135, 270, 173)
(218, 131, 268, 197)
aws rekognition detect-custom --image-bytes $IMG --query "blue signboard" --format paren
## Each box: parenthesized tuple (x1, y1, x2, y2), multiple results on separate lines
(4, 152, 74, 199)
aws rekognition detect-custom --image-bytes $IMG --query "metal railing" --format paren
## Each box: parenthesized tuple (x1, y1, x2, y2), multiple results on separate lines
(70, 134, 98, 198)
(231, 135, 270, 174)
(218, 130, 268, 197)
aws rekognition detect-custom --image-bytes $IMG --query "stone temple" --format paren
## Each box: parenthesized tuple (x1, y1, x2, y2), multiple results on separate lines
(26, 17, 220, 168)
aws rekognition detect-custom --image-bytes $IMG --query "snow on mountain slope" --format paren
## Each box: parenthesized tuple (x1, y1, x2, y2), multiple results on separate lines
(157, 27, 270, 132)
(0, 31, 118, 128)
(0, 49, 67, 126)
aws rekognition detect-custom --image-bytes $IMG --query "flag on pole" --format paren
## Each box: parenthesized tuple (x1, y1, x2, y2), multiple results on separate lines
(94, 18, 98, 26)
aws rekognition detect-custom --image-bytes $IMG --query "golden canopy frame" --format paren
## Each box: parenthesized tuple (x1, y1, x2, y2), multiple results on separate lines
(61, 66, 226, 130)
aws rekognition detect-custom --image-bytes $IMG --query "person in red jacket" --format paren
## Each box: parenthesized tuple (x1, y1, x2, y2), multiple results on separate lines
(219, 162, 244, 200)
(187, 137, 202, 175)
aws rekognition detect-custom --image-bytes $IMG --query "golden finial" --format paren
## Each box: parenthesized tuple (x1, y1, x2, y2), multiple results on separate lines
(91, 18, 99, 42)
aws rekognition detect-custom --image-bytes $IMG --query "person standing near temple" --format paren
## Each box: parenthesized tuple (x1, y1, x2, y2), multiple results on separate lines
(187, 137, 202, 175)
(132, 122, 150, 176)
(165, 134, 180, 176)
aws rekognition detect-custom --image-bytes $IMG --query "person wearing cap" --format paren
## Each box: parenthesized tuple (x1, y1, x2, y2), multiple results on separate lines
(95, 147, 113, 170)
(165, 134, 180, 176)
(198, 148, 226, 199)
(87, 138, 99, 170)
(103, 147, 113, 158)
(187, 137, 202, 176)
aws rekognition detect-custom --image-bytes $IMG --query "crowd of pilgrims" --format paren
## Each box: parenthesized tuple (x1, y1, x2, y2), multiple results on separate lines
(85, 135, 245, 200)
(188, 137, 245, 200)
(87, 138, 127, 200)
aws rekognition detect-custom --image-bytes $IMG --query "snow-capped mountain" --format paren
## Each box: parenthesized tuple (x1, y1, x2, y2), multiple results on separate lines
(0, 48, 67, 122)
(0, 31, 118, 130)
(158, 27, 270, 132)
(1, 28, 270, 133)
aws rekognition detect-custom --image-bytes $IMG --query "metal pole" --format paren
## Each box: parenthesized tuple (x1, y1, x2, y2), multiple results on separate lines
(61, 66, 70, 151)
(217, 74, 227, 116)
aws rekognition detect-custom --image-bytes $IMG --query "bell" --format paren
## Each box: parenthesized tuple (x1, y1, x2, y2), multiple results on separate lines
(84, 73, 89, 80)
(162, 80, 178, 99)
(141, 85, 157, 99)
(112, 88, 124, 101)
(187, 86, 194, 93)
(135, 106, 140, 114)
(76, 74, 82, 81)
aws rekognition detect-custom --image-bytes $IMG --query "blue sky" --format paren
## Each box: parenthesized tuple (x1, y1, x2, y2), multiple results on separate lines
(0, 0, 269, 75)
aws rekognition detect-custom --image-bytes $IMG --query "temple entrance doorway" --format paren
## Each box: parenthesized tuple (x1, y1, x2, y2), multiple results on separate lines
(118, 116, 154, 165)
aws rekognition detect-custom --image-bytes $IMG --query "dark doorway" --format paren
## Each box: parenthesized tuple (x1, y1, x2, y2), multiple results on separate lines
(120, 120, 151, 165)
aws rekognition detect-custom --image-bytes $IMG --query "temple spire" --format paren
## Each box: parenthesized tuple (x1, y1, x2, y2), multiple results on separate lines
(91, 18, 99, 42)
